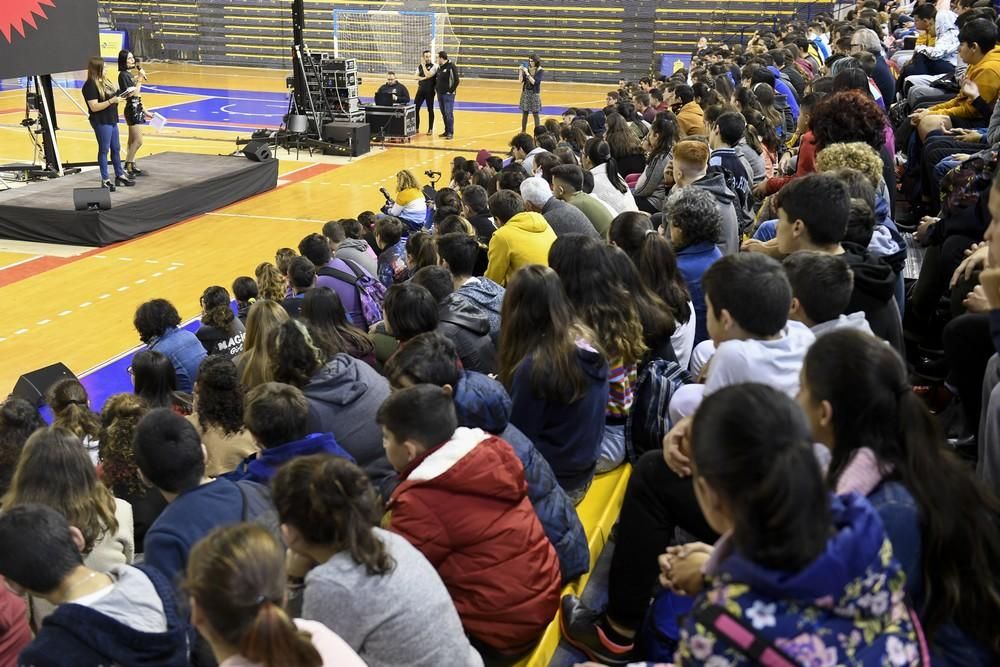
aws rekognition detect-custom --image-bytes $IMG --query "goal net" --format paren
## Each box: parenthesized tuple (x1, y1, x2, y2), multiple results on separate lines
(332, 10, 460, 76)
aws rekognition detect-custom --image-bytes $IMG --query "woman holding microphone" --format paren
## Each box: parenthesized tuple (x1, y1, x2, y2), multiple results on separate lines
(82, 56, 134, 191)
(518, 55, 544, 133)
(118, 50, 153, 177)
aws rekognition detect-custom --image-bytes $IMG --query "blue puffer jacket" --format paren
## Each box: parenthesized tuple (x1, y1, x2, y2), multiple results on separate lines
(453, 371, 589, 582)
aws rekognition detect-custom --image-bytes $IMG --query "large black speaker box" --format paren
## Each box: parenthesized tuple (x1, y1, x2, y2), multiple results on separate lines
(242, 140, 273, 162)
(73, 187, 112, 211)
(322, 122, 371, 156)
(11, 362, 78, 407)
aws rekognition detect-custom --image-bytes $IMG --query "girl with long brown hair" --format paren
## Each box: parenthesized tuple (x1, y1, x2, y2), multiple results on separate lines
(237, 299, 289, 389)
(549, 235, 646, 476)
(82, 56, 133, 191)
(271, 455, 481, 666)
(498, 265, 608, 504)
(185, 524, 364, 667)
(5, 426, 134, 620)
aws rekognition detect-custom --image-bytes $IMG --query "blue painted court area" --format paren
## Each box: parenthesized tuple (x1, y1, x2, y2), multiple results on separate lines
(4, 78, 577, 132)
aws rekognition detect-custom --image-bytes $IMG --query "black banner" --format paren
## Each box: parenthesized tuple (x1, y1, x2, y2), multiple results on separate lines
(0, 0, 100, 79)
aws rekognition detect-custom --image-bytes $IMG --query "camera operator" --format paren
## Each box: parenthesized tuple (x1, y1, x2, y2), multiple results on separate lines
(386, 169, 428, 231)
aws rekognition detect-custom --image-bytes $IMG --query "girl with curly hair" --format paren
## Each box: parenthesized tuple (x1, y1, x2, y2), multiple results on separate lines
(98, 393, 165, 550)
(254, 262, 288, 302)
(549, 235, 646, 475)
(187, 355, 258, 477)
(0, 398, 43, 496)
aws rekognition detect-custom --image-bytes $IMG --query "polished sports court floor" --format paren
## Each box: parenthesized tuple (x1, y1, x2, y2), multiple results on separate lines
(0, 63, 607, 396)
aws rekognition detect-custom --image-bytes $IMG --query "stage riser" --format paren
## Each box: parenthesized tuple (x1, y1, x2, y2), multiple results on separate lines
(0, 153, 278, 247)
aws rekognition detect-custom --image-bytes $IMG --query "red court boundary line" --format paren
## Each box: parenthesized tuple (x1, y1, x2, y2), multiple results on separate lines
(0, 161, 339, 289)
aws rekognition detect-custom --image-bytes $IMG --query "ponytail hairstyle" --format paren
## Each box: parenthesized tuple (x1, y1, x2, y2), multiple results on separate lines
(405, 231, 438, 271)
(692, 383, 831, 570)
(549, 234, 646, 365)
(271, 455, 395, 576)
(803, 330, 1000, 650)
(608, 212, 692, 324)
(584, 138, 627, 193)
(647, 115, 677, 159)
(47, 379, 101, 444)
(200, 285, 237, 333)
(185, 524, 322, 667)
(497, 265, 602, 402)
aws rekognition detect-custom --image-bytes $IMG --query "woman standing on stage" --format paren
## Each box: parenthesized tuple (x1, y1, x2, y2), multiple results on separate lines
(118, 50, 153, 177)
(82, 56, 133, 191)
(518, 54, 544, 133)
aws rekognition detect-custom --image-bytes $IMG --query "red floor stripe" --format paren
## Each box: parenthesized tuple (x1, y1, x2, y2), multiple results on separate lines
(0, 161, 339, 288)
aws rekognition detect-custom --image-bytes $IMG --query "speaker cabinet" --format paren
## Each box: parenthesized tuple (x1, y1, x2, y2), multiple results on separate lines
(11, 362, 77, 407)
(73, 187, 112, 211)
(322, 121, 371, 157)
(242, 140, 273, 162)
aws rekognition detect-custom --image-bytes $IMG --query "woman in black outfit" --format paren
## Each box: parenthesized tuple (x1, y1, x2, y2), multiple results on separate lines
(81, 56, 134, 191)
(118, 50, 152, 177)
(518, 54, 544, 133)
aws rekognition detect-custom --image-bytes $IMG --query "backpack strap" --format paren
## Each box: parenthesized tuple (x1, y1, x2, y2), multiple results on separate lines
(694, 604, 797, 667)
(316, 265, 359, 286)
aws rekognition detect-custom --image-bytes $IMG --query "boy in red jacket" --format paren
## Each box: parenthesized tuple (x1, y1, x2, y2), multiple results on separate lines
(379, 384, 562, 658)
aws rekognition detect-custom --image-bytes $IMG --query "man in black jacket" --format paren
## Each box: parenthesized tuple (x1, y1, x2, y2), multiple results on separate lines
(374, 71, 411, 106)
(435, 51, 460, 139)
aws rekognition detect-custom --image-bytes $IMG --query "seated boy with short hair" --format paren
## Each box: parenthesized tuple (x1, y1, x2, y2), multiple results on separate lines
(783, 251, 874, 337)
(670, 252, 816, 421)
(379, 384, 562, 658)
(0, 504, 191, 666)
(226, 381, 354, 483)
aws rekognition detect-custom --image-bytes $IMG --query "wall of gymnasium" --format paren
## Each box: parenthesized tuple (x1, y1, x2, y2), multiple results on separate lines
(101, 0, 829, 84)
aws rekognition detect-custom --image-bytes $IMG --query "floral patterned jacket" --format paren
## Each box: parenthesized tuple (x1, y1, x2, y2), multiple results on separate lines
(675, 493, 924, 667)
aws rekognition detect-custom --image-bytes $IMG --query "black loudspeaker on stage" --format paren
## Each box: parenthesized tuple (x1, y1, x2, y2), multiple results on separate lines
(73, 187, 112, 211)
(11, 362, 77, 407)
(242, 140, 273, 162)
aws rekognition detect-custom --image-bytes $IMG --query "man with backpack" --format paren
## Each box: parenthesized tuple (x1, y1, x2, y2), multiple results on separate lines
(299, 233, 385, 329)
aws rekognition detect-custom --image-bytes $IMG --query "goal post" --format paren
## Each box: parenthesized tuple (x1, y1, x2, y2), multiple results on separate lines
(332, 10, 459, 76)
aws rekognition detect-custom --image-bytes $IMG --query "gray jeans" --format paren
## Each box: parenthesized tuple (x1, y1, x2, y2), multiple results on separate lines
(977, 353, 1000, 495)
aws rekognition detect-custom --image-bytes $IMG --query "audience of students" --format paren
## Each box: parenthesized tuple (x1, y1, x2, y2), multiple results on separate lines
(8, 17, 1000, 665)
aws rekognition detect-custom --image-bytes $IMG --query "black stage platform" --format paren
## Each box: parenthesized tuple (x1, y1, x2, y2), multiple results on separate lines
(0, 152, 279, 246)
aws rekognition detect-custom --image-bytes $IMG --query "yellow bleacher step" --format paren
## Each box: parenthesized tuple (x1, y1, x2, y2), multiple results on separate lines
(513, 464, 632, 667)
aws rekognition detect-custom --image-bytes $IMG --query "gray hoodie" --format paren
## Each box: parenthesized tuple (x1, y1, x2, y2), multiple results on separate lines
(692, 173, 740, 256)
(810, 312, 874, 338)
(335, 238, 378, 277)
(303, 353, 395, 493)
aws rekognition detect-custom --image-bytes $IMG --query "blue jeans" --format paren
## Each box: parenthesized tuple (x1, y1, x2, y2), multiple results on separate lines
(595, 422, 627, 474)
(91, 121, 124, 181)
(438, 92, 456, 136)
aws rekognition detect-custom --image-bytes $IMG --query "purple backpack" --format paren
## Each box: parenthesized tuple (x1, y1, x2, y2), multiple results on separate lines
(316, 260, 386, 328)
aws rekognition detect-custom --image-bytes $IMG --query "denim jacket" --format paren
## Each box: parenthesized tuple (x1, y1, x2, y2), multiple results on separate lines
(147, 327, 206, 393)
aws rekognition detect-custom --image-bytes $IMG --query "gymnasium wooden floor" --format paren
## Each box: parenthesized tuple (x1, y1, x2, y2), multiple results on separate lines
(0, 63, 606, 395)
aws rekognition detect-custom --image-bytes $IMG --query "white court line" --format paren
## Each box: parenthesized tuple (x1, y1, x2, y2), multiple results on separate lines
(0, 255, 41, 272)
(204, 212, 326, 223)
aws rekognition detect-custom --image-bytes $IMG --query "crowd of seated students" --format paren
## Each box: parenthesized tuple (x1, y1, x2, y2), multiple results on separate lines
(3, 7, 1000, 666)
